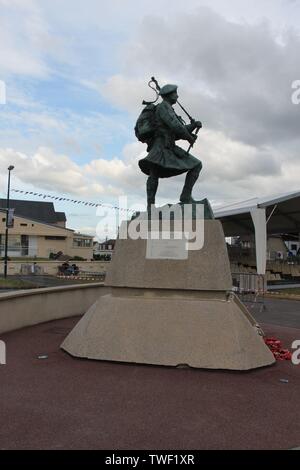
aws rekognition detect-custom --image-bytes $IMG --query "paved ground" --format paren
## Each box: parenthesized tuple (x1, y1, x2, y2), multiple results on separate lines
(0, 299, 300, 450)
(244, 297, 300, 329)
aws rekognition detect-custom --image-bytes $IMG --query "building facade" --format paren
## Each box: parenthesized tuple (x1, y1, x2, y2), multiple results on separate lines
(0, 199, 93, 260)
(93, 239, 116, 260)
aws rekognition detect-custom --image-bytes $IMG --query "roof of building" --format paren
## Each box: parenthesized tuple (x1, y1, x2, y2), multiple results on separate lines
(0, 199, 66, 225)
(55, 211, 67, 222)
(214, 190, 300, 237)
(100, 239, 116, 245)
(73, 232, 94, 239)
(0, 207, 74, 233)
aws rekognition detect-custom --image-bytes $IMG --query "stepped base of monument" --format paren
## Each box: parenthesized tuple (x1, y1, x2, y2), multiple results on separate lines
(61, 288, 275, 370)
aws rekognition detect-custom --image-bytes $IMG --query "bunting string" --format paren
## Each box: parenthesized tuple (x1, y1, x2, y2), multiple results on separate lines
(11, 189, 136, 214)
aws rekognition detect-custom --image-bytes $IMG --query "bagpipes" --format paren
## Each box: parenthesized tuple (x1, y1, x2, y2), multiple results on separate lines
(142, 76, 202, 152)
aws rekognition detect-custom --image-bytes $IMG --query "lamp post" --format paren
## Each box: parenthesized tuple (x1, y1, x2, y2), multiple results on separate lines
(3, 165, 14, 278)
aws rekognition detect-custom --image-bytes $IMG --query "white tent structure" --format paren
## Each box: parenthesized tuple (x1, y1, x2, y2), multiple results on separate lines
(214, 191, 300, 275)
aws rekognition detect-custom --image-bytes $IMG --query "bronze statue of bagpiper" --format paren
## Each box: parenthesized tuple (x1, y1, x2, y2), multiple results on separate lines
(135, 77, 203, 210)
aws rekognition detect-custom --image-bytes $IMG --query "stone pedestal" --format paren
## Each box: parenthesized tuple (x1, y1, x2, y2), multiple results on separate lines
(61, 218, 275, 370)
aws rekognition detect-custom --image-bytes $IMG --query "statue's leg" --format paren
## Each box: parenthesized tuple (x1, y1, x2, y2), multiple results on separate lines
(180, 162, 202, 203)
(147, 169, 159, 210)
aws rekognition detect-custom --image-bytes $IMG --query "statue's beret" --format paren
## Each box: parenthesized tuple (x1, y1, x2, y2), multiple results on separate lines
(159, 84, 178, 96)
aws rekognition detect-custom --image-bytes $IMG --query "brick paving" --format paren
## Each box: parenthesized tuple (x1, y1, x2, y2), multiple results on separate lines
(0, 299, 299, 449)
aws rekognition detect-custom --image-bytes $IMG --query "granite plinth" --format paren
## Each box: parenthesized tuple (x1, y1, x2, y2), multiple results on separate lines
(62, 218, 275, 370)
(61, 289, 274, 370)
(105, 220, 232, 291)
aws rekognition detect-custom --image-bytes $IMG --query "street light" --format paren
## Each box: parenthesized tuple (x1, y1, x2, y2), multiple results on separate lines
(3, 165, 14, 278)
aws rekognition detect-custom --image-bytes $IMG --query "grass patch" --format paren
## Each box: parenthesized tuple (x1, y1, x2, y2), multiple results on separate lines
(0, 278, 40, 289)
(276, 288, 300, 295)
(4, 258, 49, 261)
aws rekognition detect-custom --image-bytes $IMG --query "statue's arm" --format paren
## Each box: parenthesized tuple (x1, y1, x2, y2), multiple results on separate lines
(186, 121, 202, 134)
(186, 123, 195, 134)
(157, 104, 192, 141)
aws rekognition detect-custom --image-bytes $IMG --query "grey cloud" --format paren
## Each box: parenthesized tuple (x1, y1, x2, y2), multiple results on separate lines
(124, 8, 300, 148)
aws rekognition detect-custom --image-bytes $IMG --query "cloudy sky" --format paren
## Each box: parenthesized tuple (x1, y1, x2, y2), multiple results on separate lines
(0, 0, 299, 239)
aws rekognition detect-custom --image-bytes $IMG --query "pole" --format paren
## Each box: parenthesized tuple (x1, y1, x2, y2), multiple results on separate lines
(4, 166, 14, 278)
(150, 76, 195, 123)
(148, 76, 202, 152)
(187, 126, 201, 153)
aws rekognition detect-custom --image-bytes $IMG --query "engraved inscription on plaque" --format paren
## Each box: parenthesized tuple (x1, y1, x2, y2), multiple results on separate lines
(146, 233, 188, 260)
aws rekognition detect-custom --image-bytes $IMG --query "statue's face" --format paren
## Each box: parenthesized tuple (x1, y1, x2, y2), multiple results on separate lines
(165, 90, 178, 105)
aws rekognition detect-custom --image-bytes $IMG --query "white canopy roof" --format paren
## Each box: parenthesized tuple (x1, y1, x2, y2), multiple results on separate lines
(214, 190, 300, 237)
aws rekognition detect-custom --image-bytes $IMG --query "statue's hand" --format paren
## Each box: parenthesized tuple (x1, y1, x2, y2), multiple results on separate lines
(188, 133, 198, 146)
(194, 121, 202, 129)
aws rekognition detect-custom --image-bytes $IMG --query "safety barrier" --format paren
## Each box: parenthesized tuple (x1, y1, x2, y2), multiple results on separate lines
(231, 272, 266, 311)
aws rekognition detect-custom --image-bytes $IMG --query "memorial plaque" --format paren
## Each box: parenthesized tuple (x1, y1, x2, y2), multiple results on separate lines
(146, 232, 188, 260)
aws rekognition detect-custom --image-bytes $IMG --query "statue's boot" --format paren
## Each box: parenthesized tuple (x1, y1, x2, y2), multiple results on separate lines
(179, 164, 201, 203)
(147, 175, 159, 211)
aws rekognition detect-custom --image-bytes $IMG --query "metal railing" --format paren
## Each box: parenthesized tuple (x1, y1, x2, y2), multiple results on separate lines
(231, 272, 267, 311)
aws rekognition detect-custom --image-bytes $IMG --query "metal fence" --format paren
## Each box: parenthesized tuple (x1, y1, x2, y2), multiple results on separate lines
(231, 272, 267, 311)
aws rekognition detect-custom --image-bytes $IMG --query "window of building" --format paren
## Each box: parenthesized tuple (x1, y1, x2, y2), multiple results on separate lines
(73, 238, 92, 247)
(21, 234, 29, 256)
(291, 244, 298, 251)
(20, 223, 28, 226)
(2, 218, 6, 222)
(242, 241, 251, 249)
(45, 236, 66, 240)
(0, 235, 22, 255)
